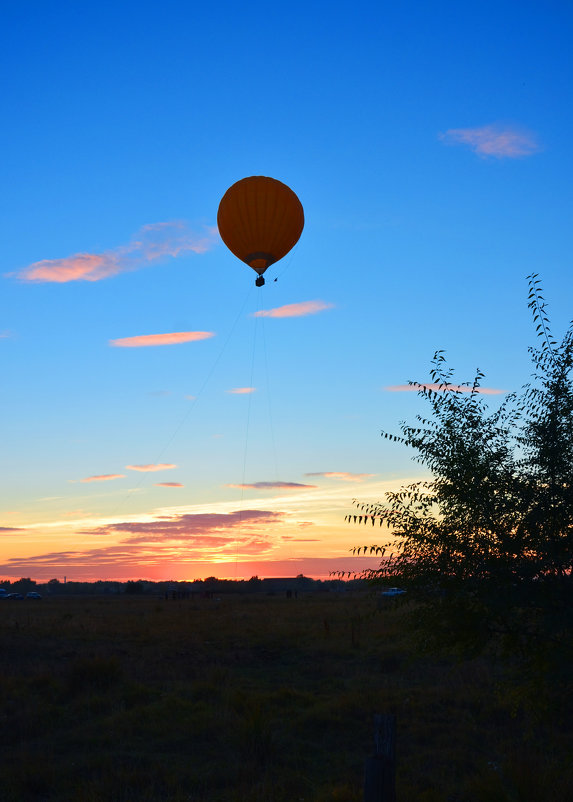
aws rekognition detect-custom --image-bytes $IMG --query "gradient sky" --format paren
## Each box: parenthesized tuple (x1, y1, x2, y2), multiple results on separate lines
(1, 1, 572, 581)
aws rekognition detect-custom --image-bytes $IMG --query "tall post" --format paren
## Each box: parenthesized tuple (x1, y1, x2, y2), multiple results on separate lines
(364, 713, 396, 802)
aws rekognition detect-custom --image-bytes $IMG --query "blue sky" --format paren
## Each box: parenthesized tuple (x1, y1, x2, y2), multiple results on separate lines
(1, 0, 572, 580)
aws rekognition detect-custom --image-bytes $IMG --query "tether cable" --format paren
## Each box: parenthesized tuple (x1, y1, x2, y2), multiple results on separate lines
(268, 241, 300, 283)
(260, 311, 279, 484)
(235, 286, 261, 577)
(108, 283, 255, 519)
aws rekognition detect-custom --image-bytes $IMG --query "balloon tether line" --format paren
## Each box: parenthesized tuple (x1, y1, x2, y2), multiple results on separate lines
(271, 241, 300, 282)
(106, 284, 254, 522)
(236, 288, 260, 577)
(260, 312, 279, 484)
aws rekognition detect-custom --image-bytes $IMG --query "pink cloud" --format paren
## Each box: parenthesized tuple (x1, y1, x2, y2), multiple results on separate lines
(110, 331, 214, 348)
(0, 509, 291, 578)
(227, 387, 256, 394)
(80, 509, 284, 540)
(126, 463, 176, 472)
(227, 481, 318, 490)
(439, 124, 540, 158)
(80, 474, 125, 483)
(65, 510, 293, 563)
(253, 300, 334, 318)
(385, 383, 504, 395)
(155, 482, 184, 488)
(305, 472, 375, 482)
(13, 221, 217, 283)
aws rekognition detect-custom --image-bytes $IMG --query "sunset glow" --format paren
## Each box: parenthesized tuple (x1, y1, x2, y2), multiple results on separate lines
(1, 2, 570, 583)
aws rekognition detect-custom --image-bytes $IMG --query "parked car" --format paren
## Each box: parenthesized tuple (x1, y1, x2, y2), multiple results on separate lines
(4, 593, 24, 600)
(25, 592, 42, 600)
(379, 587, 407, 597)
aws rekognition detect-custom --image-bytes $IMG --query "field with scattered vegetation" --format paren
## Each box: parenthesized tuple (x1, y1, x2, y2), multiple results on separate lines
(0, 590, 570, 801)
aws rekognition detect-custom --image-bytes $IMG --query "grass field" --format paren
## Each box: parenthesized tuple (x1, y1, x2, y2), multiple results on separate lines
(0, 590, 570, 801)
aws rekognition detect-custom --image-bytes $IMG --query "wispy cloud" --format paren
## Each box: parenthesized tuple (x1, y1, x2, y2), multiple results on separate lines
(305, 471, 375, 482)
(227, 387, 256, 395)
(0, 526, 25, 532)
(79, 509, 284, 540)
(13, 221, 217, 283)
(227, 481, 318, 490)
(0, 331, 12, 339)
(439, 124, 540, 159)
(126, 464, 177, 472)
(80, 474, 125, 483)
(110, 331, 214, 348)
(155, 482, 184, 488)
(253, 300, 335, 319)
(385, 383, 504, 395)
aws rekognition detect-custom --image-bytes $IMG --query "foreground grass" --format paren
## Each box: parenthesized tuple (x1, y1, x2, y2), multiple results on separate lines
(0, 591, 570, 801)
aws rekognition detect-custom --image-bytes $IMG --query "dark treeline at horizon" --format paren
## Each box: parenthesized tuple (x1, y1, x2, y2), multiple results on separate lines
(0, 574, 370, 596)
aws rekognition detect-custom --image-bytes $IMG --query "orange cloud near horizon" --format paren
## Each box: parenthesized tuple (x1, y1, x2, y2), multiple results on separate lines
(439, 124, 540, 158)
(155, 482, 184, 488)
(385, 383, 504, 395)
(125, 464, 177, 472)
(80, 474, 125, 483)
(110, 331, 214, 348)
(13, 222, 217, 283)
(253, 300, 334, 318)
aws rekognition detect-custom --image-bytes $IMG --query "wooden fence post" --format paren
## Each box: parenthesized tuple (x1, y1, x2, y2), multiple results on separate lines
(364, 713, 396, 802)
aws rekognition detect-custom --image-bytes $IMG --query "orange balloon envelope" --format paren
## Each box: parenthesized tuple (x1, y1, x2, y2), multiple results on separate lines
(217, 176, 304, 285)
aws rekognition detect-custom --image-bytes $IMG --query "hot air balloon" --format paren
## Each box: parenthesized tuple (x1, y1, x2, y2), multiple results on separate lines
(217, 176, 304, 286)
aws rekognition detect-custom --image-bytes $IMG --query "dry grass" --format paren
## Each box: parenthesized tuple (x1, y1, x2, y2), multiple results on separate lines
(0, 591, 570, 801)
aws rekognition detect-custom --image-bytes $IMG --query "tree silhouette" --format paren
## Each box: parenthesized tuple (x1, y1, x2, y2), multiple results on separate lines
(347, 275, 572, 667)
